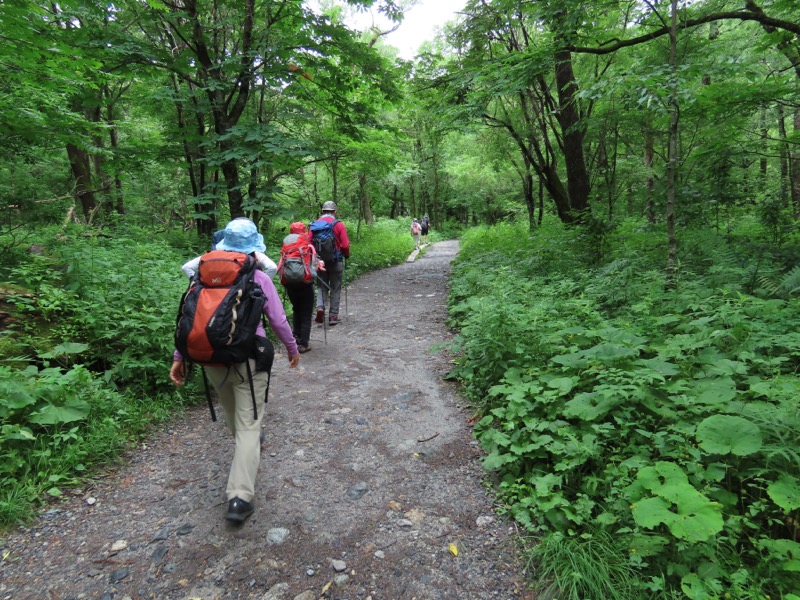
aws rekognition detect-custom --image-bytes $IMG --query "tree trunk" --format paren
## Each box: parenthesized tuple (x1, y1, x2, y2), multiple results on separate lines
(331, 157, 339, 208)
(665, 0, 679, 288)
(553, 48, 590, 218)
(792, 105, 800, 210)
(644, 128, 656, 223)
(524, 169, 536, 231)
(760, 105, 768, 180)
(538, 178, 544, 226)
(409, 175, 416, 217)
(777, 104, 789, 205)
(359, 173, 374, 224)
(66, 143, 96, 221)
(89, 103, 112, 211)
(390, 185, 399, 218)
(184, 0, 255, 220)
(105, 89, 125, 215)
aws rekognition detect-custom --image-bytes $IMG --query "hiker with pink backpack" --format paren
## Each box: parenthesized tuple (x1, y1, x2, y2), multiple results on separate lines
(276, 222, 325, 354)
(410, 218, 422, 250)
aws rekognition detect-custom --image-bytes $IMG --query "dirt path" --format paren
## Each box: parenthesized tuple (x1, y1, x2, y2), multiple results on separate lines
(0, 240, 532, 600)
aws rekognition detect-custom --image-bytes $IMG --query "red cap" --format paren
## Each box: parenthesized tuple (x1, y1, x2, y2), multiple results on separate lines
(290, 222, 306, 234)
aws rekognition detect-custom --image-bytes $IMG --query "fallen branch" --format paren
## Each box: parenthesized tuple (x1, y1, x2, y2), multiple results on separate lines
(417, 432, 439, 443)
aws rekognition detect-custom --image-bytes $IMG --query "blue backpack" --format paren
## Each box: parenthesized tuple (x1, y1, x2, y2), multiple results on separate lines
(309, 218, 340, 264)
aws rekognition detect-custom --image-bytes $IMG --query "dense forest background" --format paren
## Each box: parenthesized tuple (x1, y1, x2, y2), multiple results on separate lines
(2, 0, 800, 598)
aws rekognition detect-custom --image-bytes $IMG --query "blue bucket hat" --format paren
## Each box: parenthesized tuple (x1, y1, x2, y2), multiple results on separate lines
(215, 218, 266, 254)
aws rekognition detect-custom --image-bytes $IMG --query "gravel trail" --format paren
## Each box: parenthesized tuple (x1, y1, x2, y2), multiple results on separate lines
(0, 240, 533, 600)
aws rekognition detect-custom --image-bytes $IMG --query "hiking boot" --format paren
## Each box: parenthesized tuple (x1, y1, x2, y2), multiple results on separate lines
(298, 344, 311, 353)
(315, 308, 324, 323)
(328, 315, 341, 326)
(225, 497, 254, 523)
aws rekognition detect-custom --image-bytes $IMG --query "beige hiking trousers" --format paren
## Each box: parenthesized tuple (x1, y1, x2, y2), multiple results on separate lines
(203, 360, 269, 503)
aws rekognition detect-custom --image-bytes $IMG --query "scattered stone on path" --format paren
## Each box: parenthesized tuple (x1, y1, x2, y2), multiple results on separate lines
(476, 515, 496, 527)
(260, 582, 289, 600)
(346, 481, 368, 500)
(331, 559, 346, 572)
(267, 527, 290, 544)
(151, 527, 169, 541)
(109, 567, 129, 583)
(150, 544, 168, 564)
(293, 591, 315, 600)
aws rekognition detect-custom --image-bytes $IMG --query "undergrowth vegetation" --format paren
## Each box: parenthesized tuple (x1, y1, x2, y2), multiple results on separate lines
(0, 218, 415, 526)
(448, 219, 800, 600)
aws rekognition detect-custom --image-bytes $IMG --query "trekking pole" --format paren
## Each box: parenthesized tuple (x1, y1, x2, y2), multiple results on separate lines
(343, 258, 348, 319)
(316, 275, 331, 345)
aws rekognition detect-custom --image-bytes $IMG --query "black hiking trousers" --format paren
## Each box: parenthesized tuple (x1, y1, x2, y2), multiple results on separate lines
(285, 282, 314, 346)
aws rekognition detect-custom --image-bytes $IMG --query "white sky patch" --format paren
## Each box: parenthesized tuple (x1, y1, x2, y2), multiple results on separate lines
(381, 0, 466, 59)
(308, 0, 466, 60)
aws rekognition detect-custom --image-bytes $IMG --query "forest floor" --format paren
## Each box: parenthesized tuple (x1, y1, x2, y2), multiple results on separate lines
(0, 240, 535, 600)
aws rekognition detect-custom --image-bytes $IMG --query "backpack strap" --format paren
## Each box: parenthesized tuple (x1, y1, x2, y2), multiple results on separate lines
(201, 367, 217, 422)
(246, 359, 257, 421)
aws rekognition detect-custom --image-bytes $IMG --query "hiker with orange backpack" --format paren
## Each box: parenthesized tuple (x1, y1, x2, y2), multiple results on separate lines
(277, 222, 324, 354)
(180, 218, 278, 280)
(169, 218, 300, 523)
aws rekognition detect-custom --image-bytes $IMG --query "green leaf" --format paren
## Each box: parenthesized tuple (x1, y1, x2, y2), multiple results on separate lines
(695, 415, 762, 456)
(668, 492, 724, 543)
(39, 342, 90, 359)
(680, 573, 710, 600)
(631, 496, 672, 528)
(563, 392, 620, 421)
(767, 475, 800, 511)
(0, 424, 36, 441)
(690, 377, 737, 405)
(635, 357, 680, 377)
(547, 377, 575, 394)
(28, 400, 91, 425)
(0, 382, 37, 411)
(632, 462, 724, 542)
(551, 351, 587, 368)
(585, 342, 639, 362)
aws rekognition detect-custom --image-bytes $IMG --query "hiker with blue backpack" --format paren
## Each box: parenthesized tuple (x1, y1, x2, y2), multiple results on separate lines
(310, 201, 350, 327)
(169, 218, 300, 523)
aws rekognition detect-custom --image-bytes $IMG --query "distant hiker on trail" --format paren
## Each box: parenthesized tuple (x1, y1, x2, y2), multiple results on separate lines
(277, 222, 324, 354)
(169, 218, 300, 524)
(181, 218, 278, 280)
(421, 215, 430, 245)
(411, 218, 422, 250)
(310, 201, 350, 327)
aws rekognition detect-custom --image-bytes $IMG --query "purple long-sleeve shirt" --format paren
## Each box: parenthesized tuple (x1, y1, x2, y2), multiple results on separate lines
(173, 269, 298, 362)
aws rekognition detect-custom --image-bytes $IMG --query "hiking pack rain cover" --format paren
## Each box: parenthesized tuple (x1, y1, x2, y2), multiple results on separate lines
(279, 233, 316, 285)
(310, 218, 339, 264)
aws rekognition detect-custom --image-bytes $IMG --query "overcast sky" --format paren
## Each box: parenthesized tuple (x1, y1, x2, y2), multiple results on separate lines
(348, 0, 467, 59)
